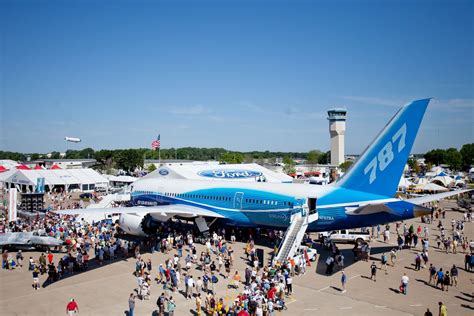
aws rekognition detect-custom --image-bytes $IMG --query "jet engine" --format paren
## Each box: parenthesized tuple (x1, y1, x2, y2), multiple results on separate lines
(118, 213, 165, 236)
(118, 213, 147, 236)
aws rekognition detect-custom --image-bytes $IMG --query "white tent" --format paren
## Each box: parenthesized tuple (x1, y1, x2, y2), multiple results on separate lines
(0, 169, 108, 192)
(398, 176, 413, 188)
(431, 175, 454, 187)
(415, 182, 449, 192)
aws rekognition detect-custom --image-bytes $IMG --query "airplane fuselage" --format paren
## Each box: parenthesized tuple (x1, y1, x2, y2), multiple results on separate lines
(130, 178, 424, 232)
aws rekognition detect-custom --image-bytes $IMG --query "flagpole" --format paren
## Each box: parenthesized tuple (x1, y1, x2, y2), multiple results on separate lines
(159, 147, 161, 165)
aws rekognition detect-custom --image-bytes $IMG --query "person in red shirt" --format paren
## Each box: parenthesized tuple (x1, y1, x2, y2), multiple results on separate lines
(267, 286, 277, 300)
(66, 299, 79, 315)
(47, 252, 54, 265)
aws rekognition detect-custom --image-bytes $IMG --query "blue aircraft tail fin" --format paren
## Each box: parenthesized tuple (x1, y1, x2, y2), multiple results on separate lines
(337, 98, 430, 197)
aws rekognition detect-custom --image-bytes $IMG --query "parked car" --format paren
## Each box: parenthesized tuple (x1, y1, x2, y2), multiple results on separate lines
(292, 245, 317, 266)
(79, 192, 94, 199)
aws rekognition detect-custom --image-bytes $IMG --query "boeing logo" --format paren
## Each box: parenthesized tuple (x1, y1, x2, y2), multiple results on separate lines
(198, 169, 263, 179)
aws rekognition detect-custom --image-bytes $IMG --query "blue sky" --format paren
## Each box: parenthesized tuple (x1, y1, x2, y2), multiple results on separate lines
(1, 0, 472, 154)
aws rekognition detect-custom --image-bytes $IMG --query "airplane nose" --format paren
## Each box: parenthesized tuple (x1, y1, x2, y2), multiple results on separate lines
(413, 205, 432, 218)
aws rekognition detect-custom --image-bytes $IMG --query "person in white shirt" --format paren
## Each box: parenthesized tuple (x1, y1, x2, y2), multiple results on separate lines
(401, 273, 409, 295)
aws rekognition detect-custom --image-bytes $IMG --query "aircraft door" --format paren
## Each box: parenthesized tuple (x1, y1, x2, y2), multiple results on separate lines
(233, 192, 244, 210)
(308, 198, 317, 215)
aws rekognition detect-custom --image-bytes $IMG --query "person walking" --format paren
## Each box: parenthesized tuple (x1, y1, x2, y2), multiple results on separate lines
(128, 293, 135, 316)
(167, 296, 176, 316)
(341, 270, 347, 293)
(436, 268, 444, 291)
(370, 261, 377, 282)
(438, 301, 447, 316)
(443, 271, 451, 292)
(66, 299, 79, 315)
(381, 253, 388, 274)
(450, 265, 458, 287)
(195, 293, 202, 315)
(428, 264, 437, 285)
(32, 267, 40, 290)
(400, 273, 409, 295)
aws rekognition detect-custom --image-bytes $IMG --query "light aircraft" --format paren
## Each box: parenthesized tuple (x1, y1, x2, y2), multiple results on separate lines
(64, 137, 81, 143)
(56, 99, 470, 236)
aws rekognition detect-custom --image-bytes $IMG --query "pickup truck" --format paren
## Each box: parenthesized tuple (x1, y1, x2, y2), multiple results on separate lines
(292, 246, 317, 266)
(319, 229, 371, 246)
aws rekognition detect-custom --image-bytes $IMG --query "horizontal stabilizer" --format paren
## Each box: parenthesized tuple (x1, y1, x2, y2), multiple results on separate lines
(407, 189, 472, 205)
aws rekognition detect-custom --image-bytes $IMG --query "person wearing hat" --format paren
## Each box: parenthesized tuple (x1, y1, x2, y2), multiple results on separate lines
(32, 267, 40, 290)
(66, 298, 79, 315)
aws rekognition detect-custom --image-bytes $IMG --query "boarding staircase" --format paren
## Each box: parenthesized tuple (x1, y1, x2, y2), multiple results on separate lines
(87, 193, 130, 209)
(272, 200, 318, 266)
(79, 193, 130, 224)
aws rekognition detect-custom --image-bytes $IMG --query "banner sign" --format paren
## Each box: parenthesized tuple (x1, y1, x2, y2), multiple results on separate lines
(8, 188, 18, 222)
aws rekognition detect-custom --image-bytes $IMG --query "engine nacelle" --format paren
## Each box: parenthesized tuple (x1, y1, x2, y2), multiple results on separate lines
(119, 214, 147, 236)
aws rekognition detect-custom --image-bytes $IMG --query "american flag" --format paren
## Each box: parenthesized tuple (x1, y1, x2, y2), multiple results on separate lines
(151, 134, 160, 150)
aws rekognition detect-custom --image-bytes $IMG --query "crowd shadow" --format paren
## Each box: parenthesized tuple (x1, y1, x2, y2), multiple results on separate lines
(314, 244, 395, 276)
(41, 254, 131, 288)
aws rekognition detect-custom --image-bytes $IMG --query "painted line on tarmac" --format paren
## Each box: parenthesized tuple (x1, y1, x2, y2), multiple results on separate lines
(349, 274, 360, 280)
(374, 305, 387, 308)
(340, 306, 353, 309)
(409, 304, 422, 307)
(317, 286, 330, 292)
(304, 308, 319, 311)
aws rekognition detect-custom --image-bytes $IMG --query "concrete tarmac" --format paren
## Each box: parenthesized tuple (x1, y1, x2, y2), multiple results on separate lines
(1, 200, 472, 315)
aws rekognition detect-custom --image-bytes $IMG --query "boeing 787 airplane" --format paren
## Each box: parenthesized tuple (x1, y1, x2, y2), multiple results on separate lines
(56, 99, 470, 236)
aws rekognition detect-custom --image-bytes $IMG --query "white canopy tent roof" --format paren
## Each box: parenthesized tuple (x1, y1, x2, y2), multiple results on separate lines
(146, 162, 293, 183)
(0, 169, 108, 191)
(414, 182, 449, 192)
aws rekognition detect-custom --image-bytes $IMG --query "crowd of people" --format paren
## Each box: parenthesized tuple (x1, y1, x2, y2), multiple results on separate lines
(125, 221, 311, 315)
(1, 194, 472, 315)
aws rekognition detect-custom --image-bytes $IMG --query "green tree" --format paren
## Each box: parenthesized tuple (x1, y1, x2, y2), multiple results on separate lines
(114, 149, 144, 172)
(307, 150, 321, 165)
(220, 152, 244, 164)
(339, 160, 354, 172)
(407, 158, 421, 174)
(424, 149, 447, 166)
(445, 148, 462, 171)
(282, 156, 296, 174)
(460, 143, 474, 169)
(147, 163, 157, 173)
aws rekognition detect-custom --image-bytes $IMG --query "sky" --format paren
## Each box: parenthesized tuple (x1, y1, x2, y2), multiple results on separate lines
(1, 0, 472, 155)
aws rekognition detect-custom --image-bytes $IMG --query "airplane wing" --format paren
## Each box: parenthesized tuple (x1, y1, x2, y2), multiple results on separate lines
(406, 189, 472, 205)
(54, 204, 225, 219)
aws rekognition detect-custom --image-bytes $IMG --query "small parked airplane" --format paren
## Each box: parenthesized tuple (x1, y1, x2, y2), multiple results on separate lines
(0, 232, 64, 251)
(56, 99, 470, 236)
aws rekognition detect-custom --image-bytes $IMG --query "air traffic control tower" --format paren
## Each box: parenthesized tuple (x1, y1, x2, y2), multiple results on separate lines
(327, 108, 347, 166)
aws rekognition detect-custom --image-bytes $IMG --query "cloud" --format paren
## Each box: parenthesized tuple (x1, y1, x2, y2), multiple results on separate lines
(339, 95, 401, 107)
(430, 98, 474, 112)
(237, 101, 325, 120)
(168, 105, 211, 115)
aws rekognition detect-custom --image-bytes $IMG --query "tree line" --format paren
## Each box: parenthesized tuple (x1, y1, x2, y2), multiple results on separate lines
(0, 143, 471, 173)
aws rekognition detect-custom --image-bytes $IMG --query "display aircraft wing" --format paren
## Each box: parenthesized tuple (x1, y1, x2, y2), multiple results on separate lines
(54, 205, 225, 219)
(406, 189, 472, 205)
